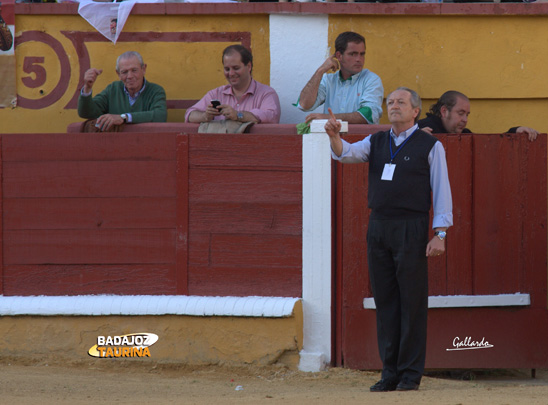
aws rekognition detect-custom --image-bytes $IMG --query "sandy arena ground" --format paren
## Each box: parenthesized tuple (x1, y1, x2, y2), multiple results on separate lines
(1, 357, 548, 404)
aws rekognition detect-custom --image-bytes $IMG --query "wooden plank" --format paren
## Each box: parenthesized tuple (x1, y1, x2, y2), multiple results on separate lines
(3, 197, 176, 230)
(189, 202, 302, 235)
(334, 160, 344, 367)
(520, 134, 547, 306)
(189, 133, 302, 170)
(3, 161, 176, 198)
(339, 133, 375, 308)
(189, 169, 302, 204)
(188, 265, 302, 297)
(339, 134, 374, 369)
(444, 134, 473, 295)
(188, 233, 210, 267)
(4, 229, 176, 265)
(188, 233, 301, 269)
(208, 233, 302, 268)
(473, 134, 522, 294)
(3, 264, 177, 296)
(176, 134, 189, 295)
(342, 309, 382, 370)
(1, 133, 177, 161)
(0, 136, 3, 295)
(341, 162, 371, 308)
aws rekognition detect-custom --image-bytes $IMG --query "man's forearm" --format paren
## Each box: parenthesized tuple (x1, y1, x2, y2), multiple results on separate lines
(187, 110, 209, 123)
(299, 69, 324, 110)
(334, 112, 368, 124)
(330, 136, 343, 157)
(239, 111, 260, 124)
(77, 95, 104, 119)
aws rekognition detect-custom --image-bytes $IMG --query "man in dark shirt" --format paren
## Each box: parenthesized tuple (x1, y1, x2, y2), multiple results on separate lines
(325, 87, 452, 392)
(418, 90, 538, 141)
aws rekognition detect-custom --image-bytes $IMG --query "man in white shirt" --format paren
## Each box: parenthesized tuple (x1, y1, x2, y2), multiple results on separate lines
(297, 31, 384, 125)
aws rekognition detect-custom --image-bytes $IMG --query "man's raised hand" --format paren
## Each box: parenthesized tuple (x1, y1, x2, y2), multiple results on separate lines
(83, 68, 103, 93)
(324, 108, 342, 138)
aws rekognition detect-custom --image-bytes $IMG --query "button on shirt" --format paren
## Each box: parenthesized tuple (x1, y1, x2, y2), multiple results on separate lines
(184, 79, 281, 124)
(298, 69, 384, 124)
(332, 124, 453, 229)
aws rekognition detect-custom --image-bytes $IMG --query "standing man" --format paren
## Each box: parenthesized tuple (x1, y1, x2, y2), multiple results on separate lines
(418, 90, 538, 141)
(325, 88, 453, 392)
(78, 51, 167, 132)
(185, 44, 281, 124)
(297, 31, 384, 124)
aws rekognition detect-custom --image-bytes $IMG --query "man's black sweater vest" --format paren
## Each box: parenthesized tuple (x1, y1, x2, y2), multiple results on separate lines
(368, 129, 438, 219)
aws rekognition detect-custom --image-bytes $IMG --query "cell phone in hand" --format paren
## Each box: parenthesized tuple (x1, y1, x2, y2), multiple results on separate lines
(211, 100, 221, 110)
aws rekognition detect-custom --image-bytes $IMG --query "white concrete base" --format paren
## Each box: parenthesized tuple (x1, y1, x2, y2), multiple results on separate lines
(298, 350, 327, 372)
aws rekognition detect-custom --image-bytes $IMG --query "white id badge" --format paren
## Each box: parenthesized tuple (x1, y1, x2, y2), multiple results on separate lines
(381, 163, 395, 181)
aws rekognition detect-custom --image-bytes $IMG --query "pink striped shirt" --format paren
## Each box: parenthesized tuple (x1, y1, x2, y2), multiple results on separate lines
(185, 79, 281, 124)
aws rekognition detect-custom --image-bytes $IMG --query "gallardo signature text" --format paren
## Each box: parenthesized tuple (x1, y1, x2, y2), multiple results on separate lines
(446, 336, 494, 351)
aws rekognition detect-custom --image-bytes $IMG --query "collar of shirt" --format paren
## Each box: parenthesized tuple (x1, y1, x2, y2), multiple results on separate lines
(338, 70, 363, 83)
(222, 78, 256, 97)
(124, 79, 147, 106)
(390, 123, 419, 145)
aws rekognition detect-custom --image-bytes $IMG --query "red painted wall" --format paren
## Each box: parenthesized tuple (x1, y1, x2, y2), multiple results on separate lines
(0, 132, 302, 297)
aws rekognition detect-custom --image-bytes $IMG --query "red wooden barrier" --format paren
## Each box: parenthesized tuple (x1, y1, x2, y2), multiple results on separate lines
(0, 133, 302, 297)
(336, 133, 548, 369)
(4, 129, 546, 370)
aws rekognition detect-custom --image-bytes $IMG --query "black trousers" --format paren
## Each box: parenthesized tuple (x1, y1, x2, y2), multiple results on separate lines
(366, 215, 429, 385)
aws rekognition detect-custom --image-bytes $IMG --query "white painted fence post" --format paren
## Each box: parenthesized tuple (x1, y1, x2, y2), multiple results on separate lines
(299, 120, 347, 372)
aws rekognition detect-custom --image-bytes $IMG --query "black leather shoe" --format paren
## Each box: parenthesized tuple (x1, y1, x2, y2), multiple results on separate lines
(370, 378, 399, 392)
(396, 380, 419, 391)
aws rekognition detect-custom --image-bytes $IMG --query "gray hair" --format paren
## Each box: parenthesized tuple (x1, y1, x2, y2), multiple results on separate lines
(387, 87, 422, 123)
(116, 51, 144, 72)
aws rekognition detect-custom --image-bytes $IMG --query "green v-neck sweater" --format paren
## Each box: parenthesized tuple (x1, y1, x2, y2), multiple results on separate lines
(78, 80, 167, 123)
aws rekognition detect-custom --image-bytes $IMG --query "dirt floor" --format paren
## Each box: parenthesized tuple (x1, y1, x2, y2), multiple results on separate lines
(1, 358, 548, 404)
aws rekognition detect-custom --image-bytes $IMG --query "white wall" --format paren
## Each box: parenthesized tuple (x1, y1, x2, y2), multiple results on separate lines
(270, 14, 328, 124)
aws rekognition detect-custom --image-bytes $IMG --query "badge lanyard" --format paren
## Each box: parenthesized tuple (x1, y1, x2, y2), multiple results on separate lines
(389, 131, 415, 163)
(382, 131, 415, 181)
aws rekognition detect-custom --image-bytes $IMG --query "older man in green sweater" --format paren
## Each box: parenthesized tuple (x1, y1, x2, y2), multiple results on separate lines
(78, 51, 167, 132)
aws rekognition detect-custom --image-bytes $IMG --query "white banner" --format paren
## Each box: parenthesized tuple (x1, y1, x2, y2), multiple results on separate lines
(77, 0, 164, 44)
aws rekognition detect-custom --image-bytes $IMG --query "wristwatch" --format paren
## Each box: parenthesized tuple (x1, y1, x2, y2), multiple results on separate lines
(434, 230, 447, 241)
(121, 113, 128, 123)
(237, 111, 244, 121)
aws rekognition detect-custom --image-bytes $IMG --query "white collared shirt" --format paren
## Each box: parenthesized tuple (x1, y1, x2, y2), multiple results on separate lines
(332, 124, 453, 229)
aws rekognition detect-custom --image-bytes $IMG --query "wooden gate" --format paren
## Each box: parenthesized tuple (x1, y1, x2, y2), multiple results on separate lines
(335, 133, 548, 369)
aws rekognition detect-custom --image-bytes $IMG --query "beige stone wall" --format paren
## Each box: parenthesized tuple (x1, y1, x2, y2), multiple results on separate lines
(0, 301, 303, 368)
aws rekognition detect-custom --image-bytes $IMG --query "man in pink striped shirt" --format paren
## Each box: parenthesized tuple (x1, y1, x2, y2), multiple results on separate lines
(185, 45, 281, 124)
